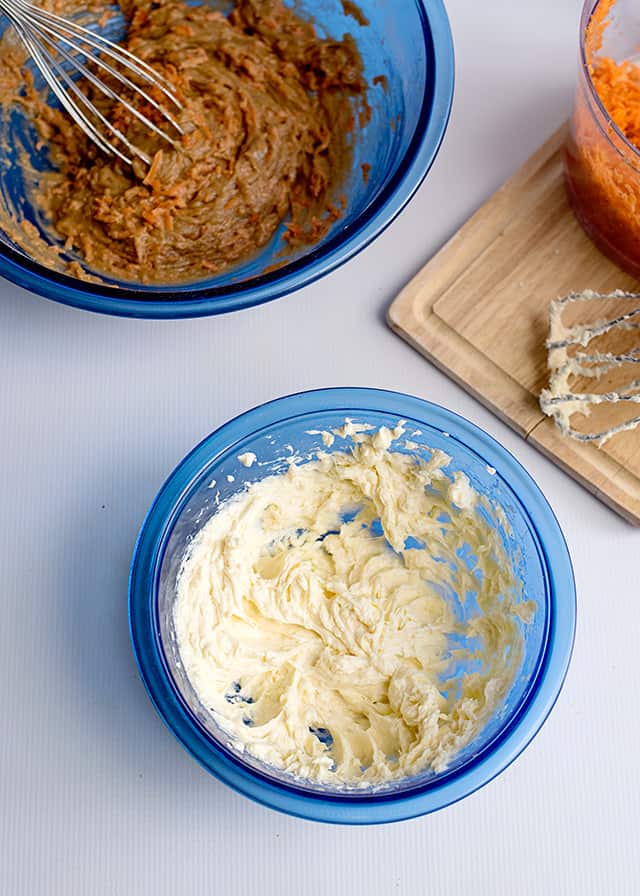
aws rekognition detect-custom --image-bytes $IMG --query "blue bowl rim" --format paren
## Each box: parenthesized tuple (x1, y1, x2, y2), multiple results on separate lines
(128, 387, 576, 825)
(0, 0, 454, 319)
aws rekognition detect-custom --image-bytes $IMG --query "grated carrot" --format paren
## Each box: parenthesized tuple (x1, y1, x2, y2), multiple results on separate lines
(586, 0, 640, 151)
(565, 0, 640, 277)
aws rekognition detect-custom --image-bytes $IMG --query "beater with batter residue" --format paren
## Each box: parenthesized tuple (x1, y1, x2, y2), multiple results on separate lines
(540, 290, 640, 445)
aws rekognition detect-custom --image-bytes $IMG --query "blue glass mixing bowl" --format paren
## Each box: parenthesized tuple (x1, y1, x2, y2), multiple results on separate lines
(129, 388, 576, 824)
(0, 1, 453, 318)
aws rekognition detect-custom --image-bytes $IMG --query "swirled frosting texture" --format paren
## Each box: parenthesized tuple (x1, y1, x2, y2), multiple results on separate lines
(174, 424, 532, 786)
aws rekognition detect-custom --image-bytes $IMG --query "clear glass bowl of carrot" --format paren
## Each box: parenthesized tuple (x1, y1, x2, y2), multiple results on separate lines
(566, 0, 640, 278)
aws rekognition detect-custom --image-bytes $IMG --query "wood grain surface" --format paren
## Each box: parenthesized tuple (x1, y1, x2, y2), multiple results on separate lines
(388, 126, 640, 525)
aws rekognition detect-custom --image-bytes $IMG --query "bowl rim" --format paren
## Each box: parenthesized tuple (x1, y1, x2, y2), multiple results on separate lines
(0, 0, 454, 319)
(128, 388, 576, 824)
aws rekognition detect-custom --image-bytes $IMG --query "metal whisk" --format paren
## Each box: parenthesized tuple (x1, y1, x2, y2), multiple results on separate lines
(0, 0, 184, 165)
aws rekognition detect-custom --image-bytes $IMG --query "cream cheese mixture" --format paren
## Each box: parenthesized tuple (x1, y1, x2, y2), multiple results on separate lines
(174, 422, 533, 786)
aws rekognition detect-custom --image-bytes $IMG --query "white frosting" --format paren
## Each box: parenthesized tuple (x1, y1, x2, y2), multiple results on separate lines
(175, 424, 531, 786)
(306, 430, 336, 447)
(448, 471, 477, 511)
(238, 452, 257, 468)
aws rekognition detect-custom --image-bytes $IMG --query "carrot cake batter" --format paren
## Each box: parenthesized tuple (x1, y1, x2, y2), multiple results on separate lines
(1, 0, 368, 283)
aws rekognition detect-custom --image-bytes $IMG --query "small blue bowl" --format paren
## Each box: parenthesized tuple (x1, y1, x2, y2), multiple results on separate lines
(129, 388, 576, 824)
(0, 1, 454, 318)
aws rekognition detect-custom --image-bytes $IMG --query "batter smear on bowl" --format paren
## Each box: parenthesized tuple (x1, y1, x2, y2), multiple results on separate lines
(6, 0, 369, 283)
(174, 422, 536, 786)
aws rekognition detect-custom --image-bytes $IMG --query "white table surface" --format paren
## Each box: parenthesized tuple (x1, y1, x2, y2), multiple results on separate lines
(2, 1, 639, 893)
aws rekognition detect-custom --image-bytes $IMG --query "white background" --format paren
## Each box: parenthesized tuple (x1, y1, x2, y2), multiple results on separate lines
(2, 1, 638, 893)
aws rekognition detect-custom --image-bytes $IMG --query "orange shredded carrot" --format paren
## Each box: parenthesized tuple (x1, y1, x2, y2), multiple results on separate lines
(143, 150, 164, 192)
(586, 0, 640, 151)
(565, 0, 640, 277)
(589, 57, 640, 148)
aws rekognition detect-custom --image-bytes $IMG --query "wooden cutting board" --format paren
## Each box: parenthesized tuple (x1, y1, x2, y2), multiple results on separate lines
(388, 125, 640, 525)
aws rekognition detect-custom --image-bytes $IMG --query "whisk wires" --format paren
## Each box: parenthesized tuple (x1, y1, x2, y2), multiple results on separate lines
(540, 290, 640, 445)
(0, 0, 184, 164)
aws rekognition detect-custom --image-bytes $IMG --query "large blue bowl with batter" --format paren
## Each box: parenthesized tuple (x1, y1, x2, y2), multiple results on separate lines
(0, 1, 454, 317)
(129, 388, 576, 823)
